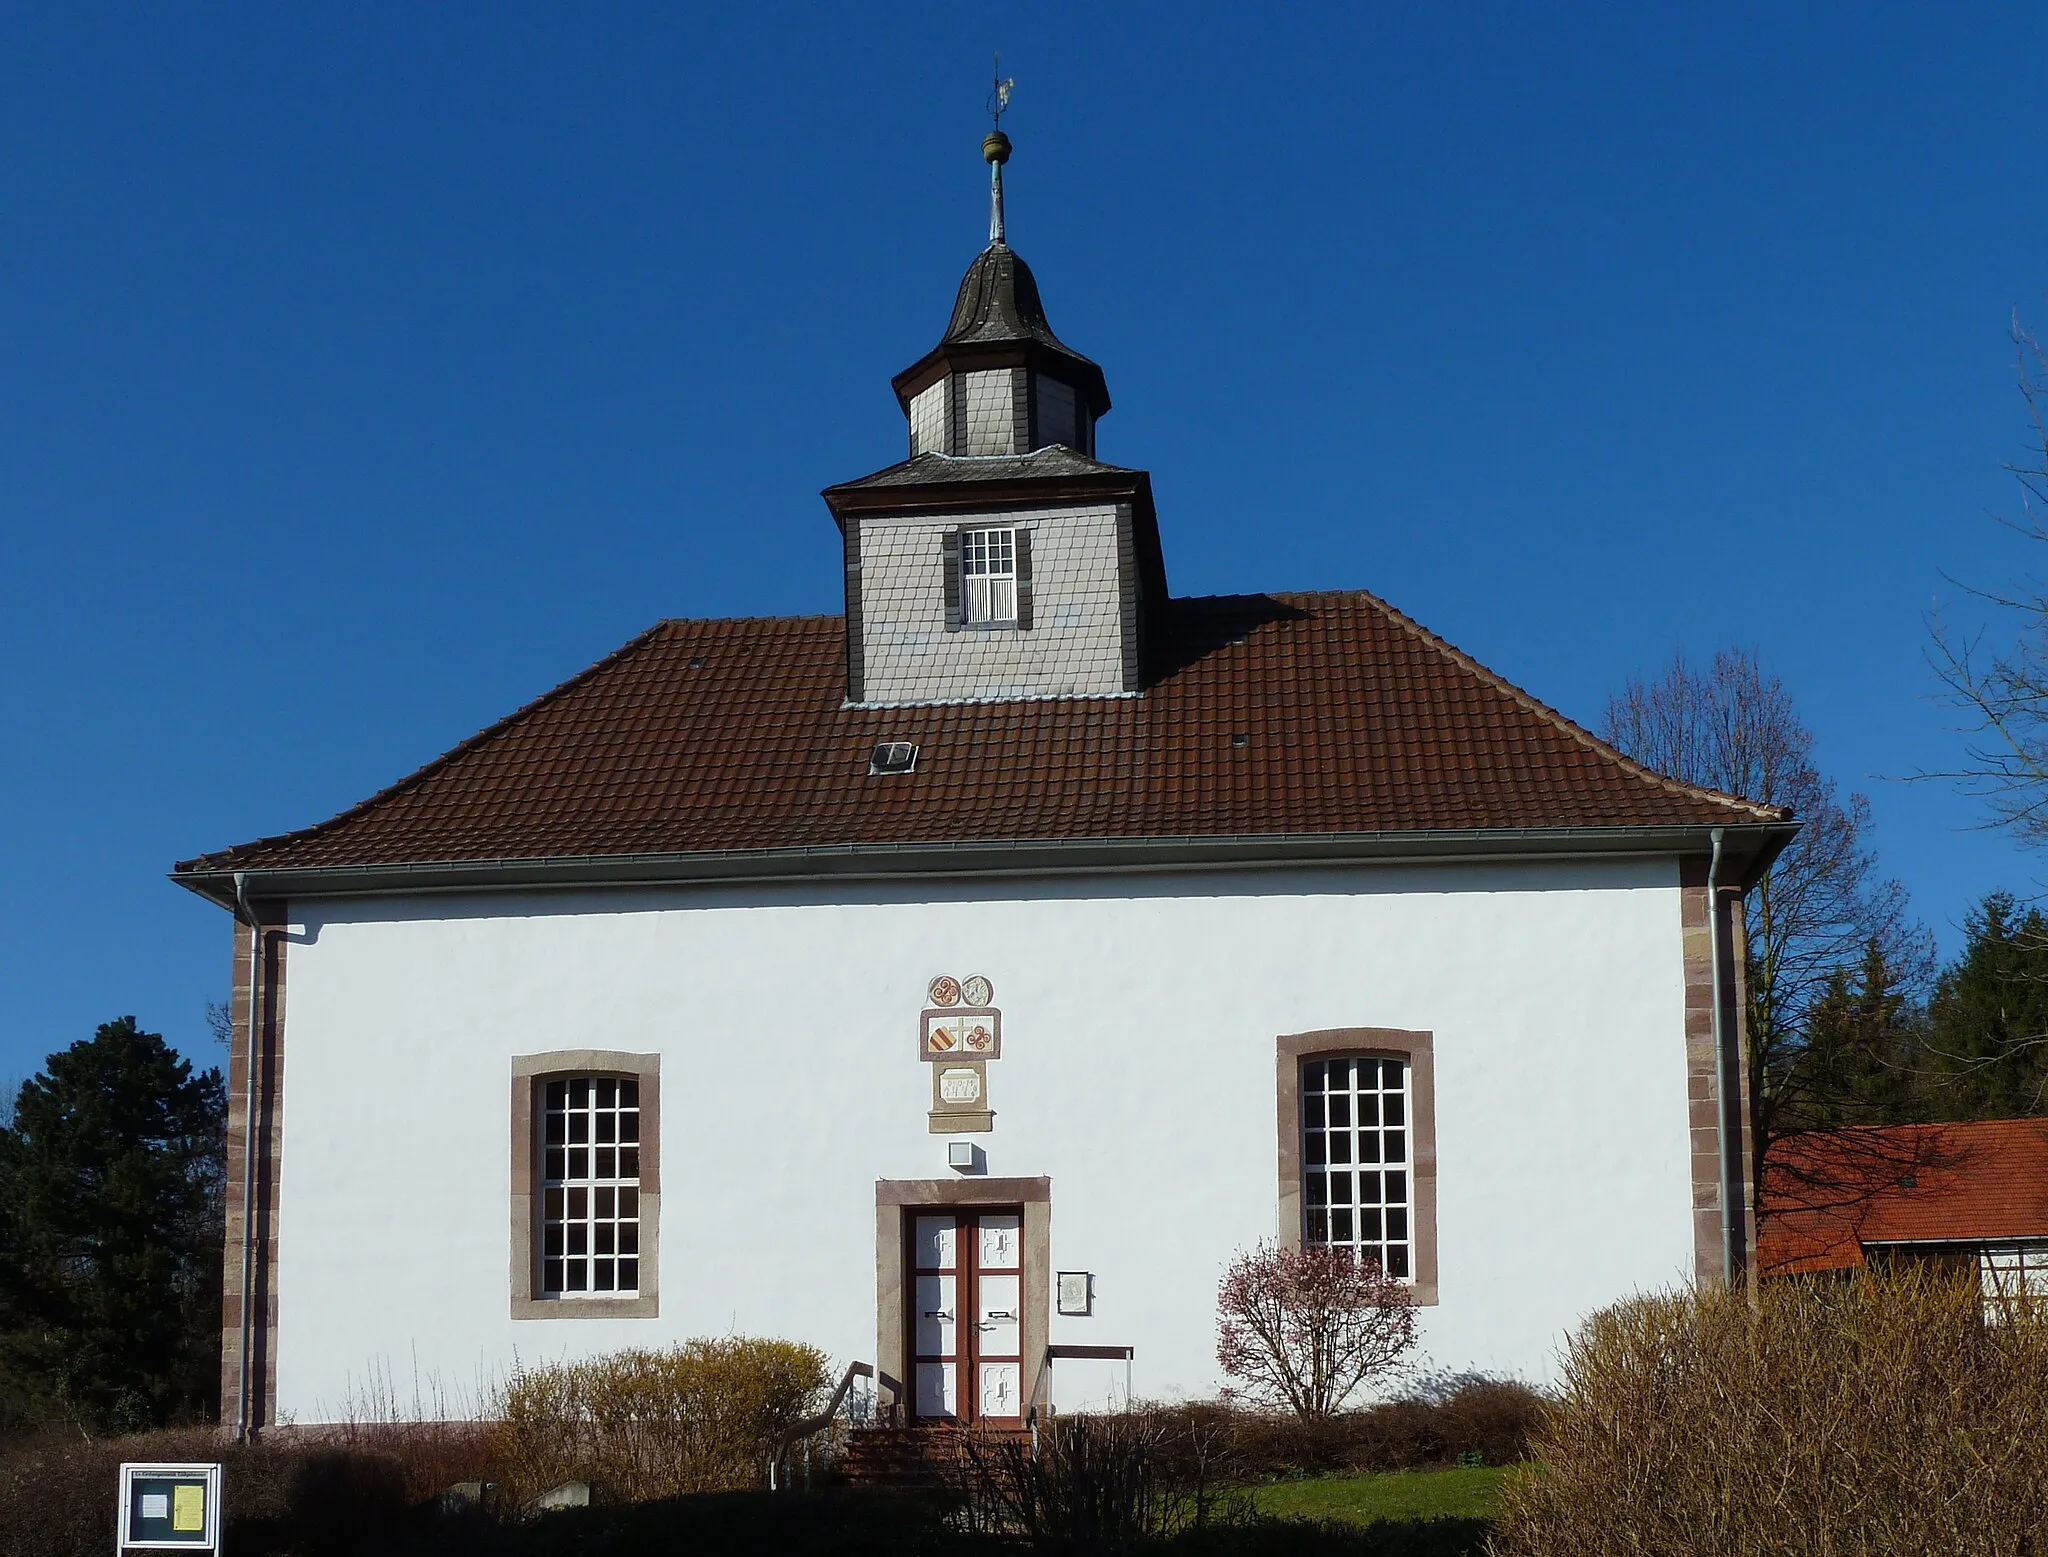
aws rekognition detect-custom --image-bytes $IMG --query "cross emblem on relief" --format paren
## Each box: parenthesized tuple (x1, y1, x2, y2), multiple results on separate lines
(922, 974, 1001, 1060)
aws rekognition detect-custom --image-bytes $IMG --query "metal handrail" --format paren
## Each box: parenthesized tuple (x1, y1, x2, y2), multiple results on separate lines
(1026, 1343, 1136, 1440)
(768, 1360, 874, 1492)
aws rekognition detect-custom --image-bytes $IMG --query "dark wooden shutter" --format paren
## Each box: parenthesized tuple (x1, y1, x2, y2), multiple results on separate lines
(1014, 528, 1033, 630)
(942, 529, 962, 631)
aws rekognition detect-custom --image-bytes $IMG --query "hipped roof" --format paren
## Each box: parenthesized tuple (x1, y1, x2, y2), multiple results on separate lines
(174, 590, 1786, 903)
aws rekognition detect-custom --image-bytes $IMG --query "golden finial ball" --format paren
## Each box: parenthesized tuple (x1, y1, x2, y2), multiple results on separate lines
(983, 130, 1012, 165)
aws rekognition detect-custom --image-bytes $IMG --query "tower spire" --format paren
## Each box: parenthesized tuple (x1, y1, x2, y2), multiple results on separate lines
(984, 61, 1014, 248)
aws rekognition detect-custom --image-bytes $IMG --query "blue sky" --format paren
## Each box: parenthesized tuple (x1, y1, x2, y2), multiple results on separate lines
(4, 3, 2047, 1083)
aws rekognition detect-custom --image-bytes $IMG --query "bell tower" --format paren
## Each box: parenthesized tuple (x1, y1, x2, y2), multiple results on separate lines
(889, 130, 1110, 461)
(822, 114, 1167, 708)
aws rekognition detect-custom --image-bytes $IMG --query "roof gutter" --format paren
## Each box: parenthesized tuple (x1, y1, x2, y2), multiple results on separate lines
(1861, 1235, 2048, 1250)
(173, 822, 1798, 912)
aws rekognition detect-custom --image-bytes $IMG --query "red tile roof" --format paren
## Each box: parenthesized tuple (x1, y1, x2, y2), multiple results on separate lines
(175, 590, 1780, 879)
(1758, 1119, 2048, 1275)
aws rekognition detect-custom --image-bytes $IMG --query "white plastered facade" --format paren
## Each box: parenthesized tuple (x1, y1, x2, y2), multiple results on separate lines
(270, 857, 1696, 1423)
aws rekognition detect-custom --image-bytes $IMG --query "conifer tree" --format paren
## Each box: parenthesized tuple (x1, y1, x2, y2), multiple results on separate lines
(1791, 939, 1926, 1127)
(1923, 893, 2048, 1117)
(0, 1018, 225, 1434)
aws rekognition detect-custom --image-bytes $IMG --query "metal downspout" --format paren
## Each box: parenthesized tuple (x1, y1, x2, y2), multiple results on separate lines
(232, 872, 262, 1442)
(1707, 829, 1742, 1285)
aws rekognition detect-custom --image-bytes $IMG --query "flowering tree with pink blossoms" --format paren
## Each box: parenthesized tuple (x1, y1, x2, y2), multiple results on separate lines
(1215, 1242, 1418, 1420)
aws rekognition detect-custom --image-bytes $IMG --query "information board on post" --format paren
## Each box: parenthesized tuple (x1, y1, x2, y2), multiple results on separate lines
(117, 1462, 220, 1553)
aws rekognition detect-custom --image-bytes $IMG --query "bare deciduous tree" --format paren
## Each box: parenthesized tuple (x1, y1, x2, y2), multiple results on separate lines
(1602, 651, 1928, 1205)
(1919, 318, 2048, 1111)
(1927, 319, 2048, 840)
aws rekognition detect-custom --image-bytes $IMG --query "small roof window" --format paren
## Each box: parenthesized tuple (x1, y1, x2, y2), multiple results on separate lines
(869, 741, 919, 776)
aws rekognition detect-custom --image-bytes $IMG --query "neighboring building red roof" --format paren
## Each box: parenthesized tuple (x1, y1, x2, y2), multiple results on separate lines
(1758, 1119, 2048, 1275)
(174, 589, 1780, 883)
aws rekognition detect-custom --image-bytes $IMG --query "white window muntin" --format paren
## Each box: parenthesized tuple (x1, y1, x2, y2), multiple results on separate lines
(1302, 1056, 1412, 1280)
(541, 1075, 642, 1297)
(961, 527, 1018, 626)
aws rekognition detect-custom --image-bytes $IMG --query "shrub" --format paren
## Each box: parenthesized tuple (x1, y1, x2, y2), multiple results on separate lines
(364, 1485, 1487, 1557)
(1127, 1379, 1541, 1481)
(490, 1337, 831, 1505)
(1162, 1519, 1491, 1557)
(325, 1360, 499, 1501)
(0, 1427, 418, 1557)
(1216, 1244, 1417, 1420)
(950, 1410, 1251, 1549)
(322, 1416, 495, 1506)
(1490, 1264, 2048, 1556)
(1347, 1376, 1543, 1472)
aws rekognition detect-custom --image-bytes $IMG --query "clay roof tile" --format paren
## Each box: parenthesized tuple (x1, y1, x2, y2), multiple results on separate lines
(1758, 1119, 2048, 1275)
(177, 589, 1781, 875)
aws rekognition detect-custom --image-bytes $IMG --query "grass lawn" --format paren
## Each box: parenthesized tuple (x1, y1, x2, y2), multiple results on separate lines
(1246, 1465, 1513, 1524)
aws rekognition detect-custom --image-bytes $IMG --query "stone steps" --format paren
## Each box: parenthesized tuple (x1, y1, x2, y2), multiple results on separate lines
(835, 1423, 1030, 1492)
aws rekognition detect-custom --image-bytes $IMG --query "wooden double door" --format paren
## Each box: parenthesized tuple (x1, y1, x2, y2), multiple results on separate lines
(910, 1209, 1024, 1425)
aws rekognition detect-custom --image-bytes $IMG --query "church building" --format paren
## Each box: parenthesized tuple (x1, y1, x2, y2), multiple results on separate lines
(174, 128, 1791, 1437)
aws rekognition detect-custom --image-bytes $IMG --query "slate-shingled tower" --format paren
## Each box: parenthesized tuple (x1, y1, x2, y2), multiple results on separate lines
(824, 130, 1166, 707)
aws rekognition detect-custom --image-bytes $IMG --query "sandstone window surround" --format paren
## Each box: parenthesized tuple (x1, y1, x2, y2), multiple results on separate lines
(510, 1050, 661, 1320)
(1275, 1028, 1439, 1307)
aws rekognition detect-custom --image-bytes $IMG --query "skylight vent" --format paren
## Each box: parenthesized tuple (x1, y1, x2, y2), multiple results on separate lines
(869, 741, 919, 776)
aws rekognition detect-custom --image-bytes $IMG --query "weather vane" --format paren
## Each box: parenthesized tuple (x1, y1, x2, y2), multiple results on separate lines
(988, 56, 1014, 129)
(982, 56, 1015, 247)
